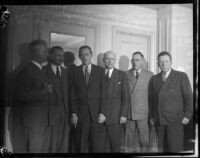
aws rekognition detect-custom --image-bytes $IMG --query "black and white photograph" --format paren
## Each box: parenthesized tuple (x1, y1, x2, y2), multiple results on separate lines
(0, 1, 198, 157)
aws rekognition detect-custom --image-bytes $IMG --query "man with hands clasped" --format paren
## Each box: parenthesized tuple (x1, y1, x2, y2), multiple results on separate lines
(148, 51, 193, 152)
(70, 45, 108, 152)
(103, 51, 130, 152)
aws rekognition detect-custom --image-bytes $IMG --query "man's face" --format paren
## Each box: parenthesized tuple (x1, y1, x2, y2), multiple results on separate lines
(36, 44, 48, 62)
(79, 48, 92, 65)
(158, 55, 172, 72)
(103, 52, 116, 69)
(131, 54, 143, 71)
(51, 49, 64, 66)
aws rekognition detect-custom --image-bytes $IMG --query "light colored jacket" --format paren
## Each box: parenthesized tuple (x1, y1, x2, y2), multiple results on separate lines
(126, 68, 153, 120)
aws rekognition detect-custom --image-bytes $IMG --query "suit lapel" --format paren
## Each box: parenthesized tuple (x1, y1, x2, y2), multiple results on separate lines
(78, 65, 87, 87)
(127, 70, 137, 93)
(61, 67, 67, 93)
(44, 65, 60, 98)
(108, 68, 118, 97)
(88, 64, 96, 86)
(161, 69, 175, 90)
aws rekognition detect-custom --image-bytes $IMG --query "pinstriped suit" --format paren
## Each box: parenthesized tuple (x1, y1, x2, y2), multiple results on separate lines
(125, 68, 153, 152)
(149, 69, 193, 152)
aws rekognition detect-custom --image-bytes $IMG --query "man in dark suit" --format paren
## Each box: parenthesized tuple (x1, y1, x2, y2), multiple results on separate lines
(149, 51, 193, 152)
(43, 46, 70, 152)
(17, 40, 53, 152)
(124, 52, 153, 152)
(70, 45, 108, 152)
(103, 51, 130, 152)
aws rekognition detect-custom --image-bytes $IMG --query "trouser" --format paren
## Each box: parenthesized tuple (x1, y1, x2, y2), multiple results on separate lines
(106, 124, 122, 152)
(157, 123, 184, 153)
(49, 109, 70, 153)
(24, 126, 50, 153)
(124, 119, 149, 152)
(74, 112, 107, 153)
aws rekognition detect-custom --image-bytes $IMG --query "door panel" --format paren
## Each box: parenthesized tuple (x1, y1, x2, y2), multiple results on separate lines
(114, 32, 149, 71)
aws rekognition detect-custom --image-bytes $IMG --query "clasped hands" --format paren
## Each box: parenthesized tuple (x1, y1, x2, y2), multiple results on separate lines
(71, 114, 127, 127)
(71, 113, 106, 128)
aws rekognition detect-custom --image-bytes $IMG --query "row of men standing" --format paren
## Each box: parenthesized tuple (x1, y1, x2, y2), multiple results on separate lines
(17, 39, 193, 153)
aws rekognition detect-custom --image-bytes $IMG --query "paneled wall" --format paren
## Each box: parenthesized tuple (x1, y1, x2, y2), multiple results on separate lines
(7, 5, 158, 73)
(5, 5, 193, 152)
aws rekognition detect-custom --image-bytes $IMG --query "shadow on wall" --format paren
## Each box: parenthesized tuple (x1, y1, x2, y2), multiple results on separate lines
(142, 58, 148, 70)
(97, 53, 104, 68)
(7, 42, 31, 153)
(119, 55, 129, 71)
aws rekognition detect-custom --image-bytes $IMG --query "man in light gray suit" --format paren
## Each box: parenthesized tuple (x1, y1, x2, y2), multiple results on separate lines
(124, 52, 153, 152)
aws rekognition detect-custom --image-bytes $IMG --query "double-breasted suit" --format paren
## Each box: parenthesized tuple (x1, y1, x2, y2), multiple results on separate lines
(125, 68, 153, 152)
(70, 64, 108, 152)
(44, 64, 70, 152)
(149, 69, 193, 152)
(17, 62, 50, 152)
(104, 68, 130, 152)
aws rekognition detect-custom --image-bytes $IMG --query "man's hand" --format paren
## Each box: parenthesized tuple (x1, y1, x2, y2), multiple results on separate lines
(41, 82, 53, 95)
(149, 118, 155, 126)
(71, 114, 78, 128)
(98, 113, 106, 124)
(120, 116, 127, 124)
(182, 117, 190, 125)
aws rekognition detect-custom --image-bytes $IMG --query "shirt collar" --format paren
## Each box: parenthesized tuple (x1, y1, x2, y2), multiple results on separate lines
(83, 64, 91, 70)
(105, 67, 114, 77)
(163, 68, 171, 79)
(132, 68, 142, 75)
(31, 60, 42, 70)
(82, 64, 92, 73)
(51, 63, 61, 74)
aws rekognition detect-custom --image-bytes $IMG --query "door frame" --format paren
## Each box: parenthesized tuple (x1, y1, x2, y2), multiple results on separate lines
(112, 25, 157, 73)
(33, 18, 100, 65)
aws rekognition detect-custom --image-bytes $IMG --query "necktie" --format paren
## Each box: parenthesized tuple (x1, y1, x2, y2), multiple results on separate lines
(162, 72, 166, 82)
(56, 66, 61, 79)
(136, 71, 139, 80)
(85, 66, 90, 85)
(106, 70, 110, 84)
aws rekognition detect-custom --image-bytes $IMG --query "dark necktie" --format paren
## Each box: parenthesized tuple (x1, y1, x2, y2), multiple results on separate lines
(85, 66, 90, 85)
(136, 71, 139, 80)
(106, 70, 110, 84)
(56, 66, 61, 79)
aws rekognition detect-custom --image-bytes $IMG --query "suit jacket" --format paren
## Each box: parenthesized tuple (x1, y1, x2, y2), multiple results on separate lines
(70, 64, 108, 123)
(17, 62, 49, 128)
(105, 68, 130, 124)
(126, 68, 153, 120)
(43, 64, 69, 125)
(149, 69, 193, 125)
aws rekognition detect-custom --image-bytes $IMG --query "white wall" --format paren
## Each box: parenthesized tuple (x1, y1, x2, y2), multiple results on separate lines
(171, 5, 193, 89)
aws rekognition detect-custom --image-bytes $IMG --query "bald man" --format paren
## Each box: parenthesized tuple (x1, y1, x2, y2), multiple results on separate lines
(103, 51, 130, 152)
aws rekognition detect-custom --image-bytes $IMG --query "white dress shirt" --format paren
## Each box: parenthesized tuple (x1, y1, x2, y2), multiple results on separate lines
(51, 64, 61, 76)
(82, 64, 92, 75)
(105, 67, 114, 78)
(132, 68, 142, 77)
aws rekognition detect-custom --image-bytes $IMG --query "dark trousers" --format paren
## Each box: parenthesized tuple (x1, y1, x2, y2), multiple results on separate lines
(24, 126, 50, 153)
(49, 109, 70, 153)
(74, 111, 106, 153)
(106, 124, 122, 152)
(157, 123, 184, 152)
